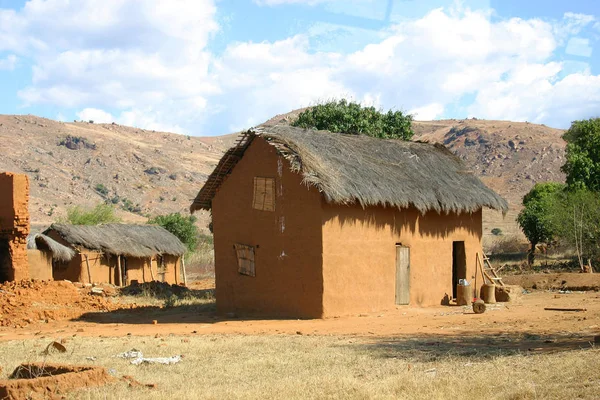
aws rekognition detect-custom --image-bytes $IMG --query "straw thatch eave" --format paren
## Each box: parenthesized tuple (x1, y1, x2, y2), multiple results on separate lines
(190, 125, 508, 215)
(44, 224, 186, 258)
(27, 233, 76, 262)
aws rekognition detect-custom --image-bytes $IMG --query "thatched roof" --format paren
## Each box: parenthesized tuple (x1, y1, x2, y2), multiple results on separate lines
(27, 233, 76, 262)
(190, 125, 508, 214)
(44, 224, 186, 258)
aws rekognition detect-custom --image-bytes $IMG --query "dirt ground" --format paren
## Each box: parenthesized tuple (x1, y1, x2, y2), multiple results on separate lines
(503, 272, 600, 291)
(0, 277, 598, 348)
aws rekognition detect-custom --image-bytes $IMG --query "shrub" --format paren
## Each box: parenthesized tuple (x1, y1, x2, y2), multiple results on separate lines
(94, 183, 109, 196)
(60, 203, 121, 225)
(491, 228, 503, 236)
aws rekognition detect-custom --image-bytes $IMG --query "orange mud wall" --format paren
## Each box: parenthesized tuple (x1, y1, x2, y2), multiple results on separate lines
(126, 255, 180, 285)
(321, 205, 483, 316)
(211, 138, 324, 318)
(27, 249, 53, 280)
(0, 172, 30, 282)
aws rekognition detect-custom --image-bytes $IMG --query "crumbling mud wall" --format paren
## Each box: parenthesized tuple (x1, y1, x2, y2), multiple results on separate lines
(0, 172, 30, 282)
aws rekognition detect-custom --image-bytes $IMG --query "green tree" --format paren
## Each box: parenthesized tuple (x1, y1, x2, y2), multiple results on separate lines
(148, 213, 199, 253)
(61, 203, 121, 225)
(561, 118, 600, 191)
(291, 99, 414, 140)
(517, 182, 563, 264)
(549, 188, 600, 270)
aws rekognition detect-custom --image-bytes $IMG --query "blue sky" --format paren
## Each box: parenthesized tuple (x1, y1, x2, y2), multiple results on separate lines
(0, 0, 599, 135)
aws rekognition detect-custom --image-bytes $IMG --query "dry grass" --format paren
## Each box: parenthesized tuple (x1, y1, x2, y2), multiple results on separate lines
(0, 335, 597, 399)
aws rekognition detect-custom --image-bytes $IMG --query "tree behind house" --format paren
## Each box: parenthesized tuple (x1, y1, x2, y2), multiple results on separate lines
(148, 213, 199, 253)
(291, 99, 414, 140)
(561, 118, 600, 191)
(517, 182, 563, 265)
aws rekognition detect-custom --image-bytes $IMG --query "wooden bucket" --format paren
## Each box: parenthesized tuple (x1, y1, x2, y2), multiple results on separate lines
(480, 284, 496, 304)
(456, 284, 472, 306)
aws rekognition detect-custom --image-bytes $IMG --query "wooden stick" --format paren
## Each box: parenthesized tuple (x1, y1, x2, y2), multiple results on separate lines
(116, 255, 122, 287)
(142, 258, 146, 283)
(182, 255, 187, 287)
(149, 257, 155, 281)
(84, 254, 92, 284)
(544, 307, 587, 312)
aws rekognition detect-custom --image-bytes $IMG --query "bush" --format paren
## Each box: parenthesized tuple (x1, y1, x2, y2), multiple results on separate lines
(60, 203, 121, 225)
(94, 183, 109, 196)
(491, 228, 503, 236)
(487, 235, 529, 255)
(291, 99, 413, 140)
(148, 213, 199, 253)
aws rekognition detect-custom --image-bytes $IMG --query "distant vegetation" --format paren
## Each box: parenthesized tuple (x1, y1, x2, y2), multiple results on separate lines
(291, 99, 414, 140)
(518, 118, 600, 269)
(60, 203, 121, 225)
(94, 183, 109, 196)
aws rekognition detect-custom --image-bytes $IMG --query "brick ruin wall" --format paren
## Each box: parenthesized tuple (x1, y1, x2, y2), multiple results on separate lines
(0, 172, 30, 281)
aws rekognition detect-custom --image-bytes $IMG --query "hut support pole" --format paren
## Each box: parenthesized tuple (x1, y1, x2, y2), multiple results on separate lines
(174, 257, 178, 285)
(149, 257, 156, 281)
(116, 256, 122, 287)
(84, 254, 92, 284)
(182, 255, 187, 287)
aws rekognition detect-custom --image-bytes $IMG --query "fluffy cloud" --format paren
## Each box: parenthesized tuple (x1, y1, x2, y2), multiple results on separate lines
(4, 1, 600, 134)
(7, 0, 218, 133)
(76, 108, 115, 124)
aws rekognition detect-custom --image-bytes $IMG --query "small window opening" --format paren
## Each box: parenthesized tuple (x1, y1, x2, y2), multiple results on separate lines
(253, 177, 275, 211)
(234, 244, 255, 277)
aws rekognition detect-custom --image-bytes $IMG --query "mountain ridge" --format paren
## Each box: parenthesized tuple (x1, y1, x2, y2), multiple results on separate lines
(0, 113, 566, 239)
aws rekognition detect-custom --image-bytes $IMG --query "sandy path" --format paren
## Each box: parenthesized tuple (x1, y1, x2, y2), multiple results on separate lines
(1, 291, 598, 343)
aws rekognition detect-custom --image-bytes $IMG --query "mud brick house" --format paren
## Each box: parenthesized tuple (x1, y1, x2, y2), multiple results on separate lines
(43, 224, 186, 286)
(0, 172, 30, 282)
(191, 125, 508, 318)
(27, 233, 76, 280)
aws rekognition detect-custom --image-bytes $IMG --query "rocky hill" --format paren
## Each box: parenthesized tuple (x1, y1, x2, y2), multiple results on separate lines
(412, 119, 566, 241)
(0, 114, 567, 239)
(0, 114, 237, 231)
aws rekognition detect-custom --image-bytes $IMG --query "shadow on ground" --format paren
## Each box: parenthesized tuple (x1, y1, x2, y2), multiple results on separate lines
(351, 332, 596, 362)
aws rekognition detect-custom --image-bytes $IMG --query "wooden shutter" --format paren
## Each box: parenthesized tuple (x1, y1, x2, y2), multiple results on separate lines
(234, 244, 256, 277)
(253, 177, 275, 211)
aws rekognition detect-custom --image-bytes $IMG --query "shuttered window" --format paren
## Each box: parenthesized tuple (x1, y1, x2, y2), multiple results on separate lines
(234, 244, 256, 277)
(253, 177, 275, 211)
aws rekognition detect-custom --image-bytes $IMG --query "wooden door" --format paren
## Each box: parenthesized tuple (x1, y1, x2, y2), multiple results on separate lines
(395, 246, 410, 305)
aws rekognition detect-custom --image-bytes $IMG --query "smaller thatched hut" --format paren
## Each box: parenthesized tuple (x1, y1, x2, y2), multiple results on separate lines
(43, 224, 187, 286)
(27, 233, 75, 280)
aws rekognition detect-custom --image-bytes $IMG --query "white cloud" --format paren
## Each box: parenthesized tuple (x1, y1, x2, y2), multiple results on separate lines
(555, 12, 595, 41)
(409, 103, 445, 120)
(469, 70, 600, 127)
(6, 0, 218, 132)
(0, 54, 17, 70)
(76, 108, 115, 124)
(254, 0, 331, 5)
